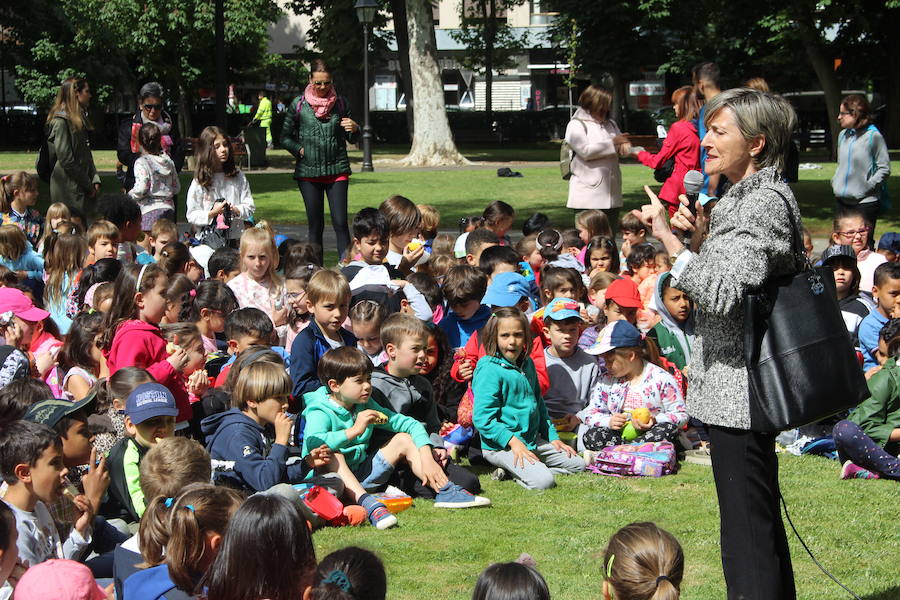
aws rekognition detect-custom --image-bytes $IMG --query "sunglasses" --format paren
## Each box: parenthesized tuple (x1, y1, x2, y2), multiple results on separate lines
(143, 103, 163, 111)
(311, 81, 333, 87)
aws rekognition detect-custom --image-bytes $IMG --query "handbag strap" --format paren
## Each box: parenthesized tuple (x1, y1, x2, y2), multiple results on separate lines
(769, 188, 807, 268)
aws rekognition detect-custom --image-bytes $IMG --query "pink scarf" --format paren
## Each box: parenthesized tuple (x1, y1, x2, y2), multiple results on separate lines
(304, 83, 337, 119)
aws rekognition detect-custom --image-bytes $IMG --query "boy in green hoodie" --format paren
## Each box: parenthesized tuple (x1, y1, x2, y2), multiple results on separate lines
(302, 346, 490, 511)
(648, 272, 694, 370)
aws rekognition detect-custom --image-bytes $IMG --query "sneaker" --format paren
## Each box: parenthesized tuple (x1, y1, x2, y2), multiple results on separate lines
(581, 450, 597, 465)
(433, 483, 492, 509)
(368, 505, 398, 530)
(490, 467, 508, 481)
(840, 460, 879, 480)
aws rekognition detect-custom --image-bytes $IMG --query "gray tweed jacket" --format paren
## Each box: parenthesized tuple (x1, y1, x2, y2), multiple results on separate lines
(674, 167, 803, 429)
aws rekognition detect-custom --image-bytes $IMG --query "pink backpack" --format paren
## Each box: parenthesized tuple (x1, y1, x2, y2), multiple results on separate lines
(588, 441, 677, 477)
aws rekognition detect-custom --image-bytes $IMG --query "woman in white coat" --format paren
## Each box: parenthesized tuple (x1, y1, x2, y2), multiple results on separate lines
(565, 85, 631, 232)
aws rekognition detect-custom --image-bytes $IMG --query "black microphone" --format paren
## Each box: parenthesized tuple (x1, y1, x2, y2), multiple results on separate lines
(683, 170, 704, 216)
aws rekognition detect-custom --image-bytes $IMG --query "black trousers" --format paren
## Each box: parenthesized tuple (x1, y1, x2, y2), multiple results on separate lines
(709, 426, 796, 600)
(298, 178, 350, 261)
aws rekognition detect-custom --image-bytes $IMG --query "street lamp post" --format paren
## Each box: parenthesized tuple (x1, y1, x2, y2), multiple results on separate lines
(355, 0, 378, 172)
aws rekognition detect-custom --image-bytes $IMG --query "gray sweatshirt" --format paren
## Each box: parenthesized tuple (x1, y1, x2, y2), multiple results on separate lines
(370, 368, 444, 448)
(542, 347, 598, 418)
(831, 125, 891, 203)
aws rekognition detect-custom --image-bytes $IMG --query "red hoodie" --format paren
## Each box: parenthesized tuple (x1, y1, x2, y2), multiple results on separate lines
(105, 319, 191, 422)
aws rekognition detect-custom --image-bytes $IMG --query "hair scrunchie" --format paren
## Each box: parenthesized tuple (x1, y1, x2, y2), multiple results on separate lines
(656, 575, 670, 587)
(322, 569, 352, 593)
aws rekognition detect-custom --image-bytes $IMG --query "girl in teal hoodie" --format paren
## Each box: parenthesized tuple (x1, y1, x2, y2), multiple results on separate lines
(473, 307, 585, 490)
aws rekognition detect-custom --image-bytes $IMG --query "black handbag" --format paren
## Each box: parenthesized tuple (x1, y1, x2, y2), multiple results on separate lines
(743, 190, 870, 433)
(653, 156, 675, 183)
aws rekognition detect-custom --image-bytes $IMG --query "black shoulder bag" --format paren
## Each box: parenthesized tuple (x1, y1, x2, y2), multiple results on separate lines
(743, 190, 870, 433)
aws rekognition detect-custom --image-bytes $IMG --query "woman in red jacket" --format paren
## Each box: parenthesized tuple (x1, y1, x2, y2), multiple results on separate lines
(630, 86, 701, 217)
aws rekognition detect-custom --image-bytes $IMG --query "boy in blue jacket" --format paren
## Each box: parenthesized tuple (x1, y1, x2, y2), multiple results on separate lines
(859, 262, 900, 371)
(202, 360, 331, 492)
(439, 265, 491, 349)
(290, 269, 357, 402)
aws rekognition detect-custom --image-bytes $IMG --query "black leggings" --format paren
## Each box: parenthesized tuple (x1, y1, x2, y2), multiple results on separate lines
(298, 178, 351, 260)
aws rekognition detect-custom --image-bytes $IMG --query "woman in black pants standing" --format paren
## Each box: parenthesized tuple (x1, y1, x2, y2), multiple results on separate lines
(636, 88, 800, 599)
(281, 59, 359, 260)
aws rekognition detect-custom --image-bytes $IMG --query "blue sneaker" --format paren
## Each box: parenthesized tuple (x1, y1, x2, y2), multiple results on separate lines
(433, 482, 491, 509)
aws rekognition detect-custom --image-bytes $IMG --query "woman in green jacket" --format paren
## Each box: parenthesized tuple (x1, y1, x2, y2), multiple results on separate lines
(833, 355, 900, 480)
(280, 59, 359, 261)
(46, 77, 101, 211)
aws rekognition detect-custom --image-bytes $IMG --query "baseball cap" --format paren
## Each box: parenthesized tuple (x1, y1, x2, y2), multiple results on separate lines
(820, 244, 856, 265)
(0, 345, 29, 387)
(483, 272, 531, 307)
(12, 558, 107, 600)
(125, 382, 178, 424)
(604, 278, 642, 309)
(543, 297, 584, 322)
(877, 232, 900, 254)
(0, 287, 50, 322)
(25, 391, 98, 427)
(586, 320, 643, 355)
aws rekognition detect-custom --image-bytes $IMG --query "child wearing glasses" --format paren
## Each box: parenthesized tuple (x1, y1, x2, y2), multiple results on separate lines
(832, 207, 886, 294)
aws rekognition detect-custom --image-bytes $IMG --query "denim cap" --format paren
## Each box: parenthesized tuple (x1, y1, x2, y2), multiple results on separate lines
(543, 297, 584, 322)
(125, 382, 178, 424)
(586, 320, 643, 355)
(877, 232, 900, 254)
(482, 271, 530, 307)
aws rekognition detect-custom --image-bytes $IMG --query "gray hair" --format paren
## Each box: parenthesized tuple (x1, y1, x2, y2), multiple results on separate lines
(704, 88, 797, 172)
(139, 82, 165, 101)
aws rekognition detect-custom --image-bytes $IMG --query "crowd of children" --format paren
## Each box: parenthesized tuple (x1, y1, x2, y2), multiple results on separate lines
(0, 139, 894, 599)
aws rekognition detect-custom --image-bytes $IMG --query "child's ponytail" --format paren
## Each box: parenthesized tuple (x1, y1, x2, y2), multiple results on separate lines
(0, 172, 37, 213)
(603, 522, 684, 600)
(164, 484, 243, 592)
(138, 494, 174, 567)
(188, 280, 238, 322)
(536, 228, 562, 262)
(308, 546, 387, 600)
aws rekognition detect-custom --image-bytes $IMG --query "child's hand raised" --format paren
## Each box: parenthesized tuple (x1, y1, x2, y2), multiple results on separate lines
(188, 369, 209, 396)
(166, 338, 189, 372)
(399, 243, 425, 274)
(273, 412, 294, 447)
(609, 413, 629, 431)
(80, 448, 109, 513)
(457, 359, 474, 381)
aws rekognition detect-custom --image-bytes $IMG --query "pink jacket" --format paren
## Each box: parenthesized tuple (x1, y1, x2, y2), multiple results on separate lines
(105, 319, 191, 422)
(566, 108, 623, 210)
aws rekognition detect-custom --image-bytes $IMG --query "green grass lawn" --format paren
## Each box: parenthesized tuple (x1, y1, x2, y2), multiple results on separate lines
(3, 148, 898, 238)
(311, 455, 898, 600)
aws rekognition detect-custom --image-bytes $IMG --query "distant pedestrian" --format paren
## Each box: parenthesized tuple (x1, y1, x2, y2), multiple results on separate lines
(46, 77, 100, 212)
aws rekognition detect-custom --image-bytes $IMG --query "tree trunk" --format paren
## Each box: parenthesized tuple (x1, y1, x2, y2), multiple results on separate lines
(484, 0, 494, 122)
(391, 0, 415, 137)
(791, 1, 841, 159)
(609, 71, 627, 131)
(399, 0, 469, 166)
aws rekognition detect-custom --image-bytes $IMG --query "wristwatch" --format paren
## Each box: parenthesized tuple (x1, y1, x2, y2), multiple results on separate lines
(669, 247, 687, 266)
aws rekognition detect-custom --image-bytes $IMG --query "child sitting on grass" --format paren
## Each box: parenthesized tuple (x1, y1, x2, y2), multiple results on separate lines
(101, 383, 179, 526)
(0, 421, 94, 566)
(541, 298, 598, 449)
(371, 314, 483, 497)
(473, 308, 585, 489)
(601, 522, 684, 600)
(579, 271, 619, 350)
(202, 360, 332, 493)
(858, 262, 900, 371)
(303, 346, 490, 515)
(580, 321, 688, 452)
(832, 319, 900, 480)
(307, 546, 387, 600)
(290, 269, 356, 401)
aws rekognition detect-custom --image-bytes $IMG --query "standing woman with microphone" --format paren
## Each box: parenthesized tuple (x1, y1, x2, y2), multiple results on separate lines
(635, 88, 800, 600)
(630, 86, 701, 218)
(281, 59, 359, 261)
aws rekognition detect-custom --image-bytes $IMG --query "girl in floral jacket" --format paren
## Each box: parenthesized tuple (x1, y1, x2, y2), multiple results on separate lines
(577, 320, 687, 450)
